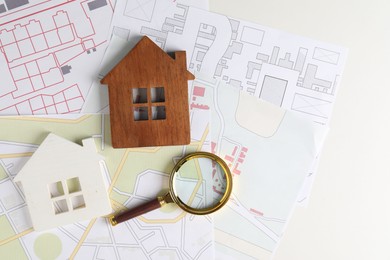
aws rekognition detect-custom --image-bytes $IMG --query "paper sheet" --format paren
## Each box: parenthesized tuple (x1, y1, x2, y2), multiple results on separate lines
(0, 0, 208, 116)
(0, 111, 215, 259)
(104, 2, 347, 125)
(84, 2, 347, 205)
(80, 33, 329, 256)
(188, 74, 328, 259)
(162, 6, 347, 206)
(0, 0, 115, 115)
(0, 1, 346, 258)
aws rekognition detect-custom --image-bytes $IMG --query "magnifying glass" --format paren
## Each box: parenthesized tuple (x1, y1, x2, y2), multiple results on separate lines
(109, 152, 233, 226)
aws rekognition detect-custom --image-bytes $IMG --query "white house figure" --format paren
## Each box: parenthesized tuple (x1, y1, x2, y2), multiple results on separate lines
(14, 133, 112, 231)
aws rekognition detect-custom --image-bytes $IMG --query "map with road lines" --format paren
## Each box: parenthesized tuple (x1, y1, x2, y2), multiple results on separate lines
(0, 111, 215, 259)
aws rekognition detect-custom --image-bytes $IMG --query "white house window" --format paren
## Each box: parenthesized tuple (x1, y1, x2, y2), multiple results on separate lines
(67, 177, 81, 193)
(49, 177, 86, 215)
(49, 180, 64, 197)
(132, 87, 166, 121)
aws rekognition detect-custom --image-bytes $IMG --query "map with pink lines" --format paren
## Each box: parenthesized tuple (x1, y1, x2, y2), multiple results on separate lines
(0, 0, 113, 115)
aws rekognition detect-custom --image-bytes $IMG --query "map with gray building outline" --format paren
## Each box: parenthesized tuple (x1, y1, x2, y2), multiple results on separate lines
(160, 6, 347, 125)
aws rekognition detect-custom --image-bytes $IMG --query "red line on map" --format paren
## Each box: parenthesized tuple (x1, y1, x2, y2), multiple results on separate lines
(250, 208, 264, 216)
(0, 0, 51, 20)
(0, 1, 77, 27)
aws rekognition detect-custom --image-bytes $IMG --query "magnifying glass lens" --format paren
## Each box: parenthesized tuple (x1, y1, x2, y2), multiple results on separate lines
(173, 157, 227, 210)
(109, 152, 232, 226)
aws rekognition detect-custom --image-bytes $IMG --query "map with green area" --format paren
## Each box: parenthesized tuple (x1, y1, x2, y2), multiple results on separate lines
(0, 112, 214, 259)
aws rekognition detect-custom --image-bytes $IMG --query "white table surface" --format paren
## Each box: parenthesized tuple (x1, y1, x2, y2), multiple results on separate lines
(210, 1, 390, 259)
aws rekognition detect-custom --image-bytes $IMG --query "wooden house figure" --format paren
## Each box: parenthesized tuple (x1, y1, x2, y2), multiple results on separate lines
(14, 133, 112, 231)
(101, 36, 195, 148)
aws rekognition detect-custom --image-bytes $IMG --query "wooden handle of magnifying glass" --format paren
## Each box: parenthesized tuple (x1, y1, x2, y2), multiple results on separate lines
(109, 197, 164, 226)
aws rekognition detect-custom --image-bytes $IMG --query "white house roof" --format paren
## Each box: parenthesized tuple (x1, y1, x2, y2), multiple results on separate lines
(14, 133, 103, 183)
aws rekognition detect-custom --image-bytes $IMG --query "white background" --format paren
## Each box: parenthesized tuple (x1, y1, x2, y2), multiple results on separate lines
(210, 0, 390, 259)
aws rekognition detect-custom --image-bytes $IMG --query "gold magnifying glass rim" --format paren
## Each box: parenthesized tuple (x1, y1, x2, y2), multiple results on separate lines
(169, 151, 233, 215)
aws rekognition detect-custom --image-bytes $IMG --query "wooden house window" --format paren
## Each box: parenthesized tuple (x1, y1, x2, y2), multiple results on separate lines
(152, 106, 166, 120)
(132, 87, 166, 121)
(151, 87, 166, 120)
(132, 88, 147, 104)
(151, 87, 165, 102)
